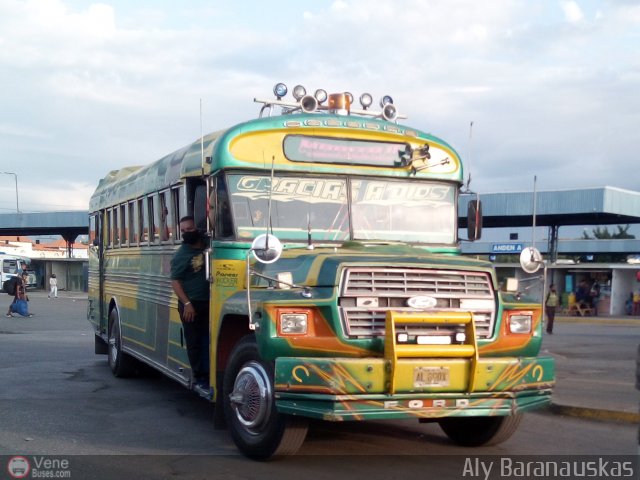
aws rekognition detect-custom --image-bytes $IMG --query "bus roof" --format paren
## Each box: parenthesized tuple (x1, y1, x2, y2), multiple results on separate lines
(90, 113, 463, 211)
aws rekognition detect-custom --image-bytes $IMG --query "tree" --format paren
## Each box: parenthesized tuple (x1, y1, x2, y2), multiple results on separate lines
(580, 225, 635, 262)
(581, 225, 635, 240)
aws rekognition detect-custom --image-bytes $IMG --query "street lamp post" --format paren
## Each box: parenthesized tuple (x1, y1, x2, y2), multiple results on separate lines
(0, 171, 20, 213)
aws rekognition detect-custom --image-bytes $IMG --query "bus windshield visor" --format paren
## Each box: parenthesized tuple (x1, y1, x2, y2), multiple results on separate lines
(228, 174, 456, 244)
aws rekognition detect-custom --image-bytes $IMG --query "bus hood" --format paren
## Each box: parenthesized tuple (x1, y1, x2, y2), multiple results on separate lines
(252, 242, 494, 288)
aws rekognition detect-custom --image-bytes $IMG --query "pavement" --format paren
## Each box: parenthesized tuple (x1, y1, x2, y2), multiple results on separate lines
(8, 290, 640, 425)
(543, 314, 640, 424)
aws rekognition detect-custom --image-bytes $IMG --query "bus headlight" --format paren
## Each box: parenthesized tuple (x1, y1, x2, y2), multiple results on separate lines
(509, 314, 532, 334)
(278, 311, 309, 336)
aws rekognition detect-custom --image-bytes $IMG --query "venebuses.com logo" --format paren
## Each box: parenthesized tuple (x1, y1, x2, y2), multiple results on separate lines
(6, 455, 71, 478)
(7, 456, 30, 479)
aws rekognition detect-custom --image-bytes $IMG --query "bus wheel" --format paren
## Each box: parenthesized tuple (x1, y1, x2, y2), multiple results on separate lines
(223, 336, 308, 459)
(438, 413, 522, 447)
(108, 309, 137, 378)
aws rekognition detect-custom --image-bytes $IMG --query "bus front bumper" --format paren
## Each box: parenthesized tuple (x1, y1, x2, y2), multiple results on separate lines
(274, 356, 554, 421)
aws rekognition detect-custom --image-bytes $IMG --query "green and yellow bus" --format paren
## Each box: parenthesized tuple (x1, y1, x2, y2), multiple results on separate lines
(88, 84, 554, 459)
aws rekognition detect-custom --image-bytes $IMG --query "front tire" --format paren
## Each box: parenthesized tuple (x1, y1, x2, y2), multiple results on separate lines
(223, 336, 308, 459)
(108, 309, 138, 377)
(438, 413, 522, 447)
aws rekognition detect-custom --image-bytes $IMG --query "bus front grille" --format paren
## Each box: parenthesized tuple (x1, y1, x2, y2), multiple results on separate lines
(338, 267, 496, 339)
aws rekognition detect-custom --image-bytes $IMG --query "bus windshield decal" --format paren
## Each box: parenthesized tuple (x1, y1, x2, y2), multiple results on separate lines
(283, 135, 406, 166)
(229, 174, 456, 244)
(235, 176, 347, 204)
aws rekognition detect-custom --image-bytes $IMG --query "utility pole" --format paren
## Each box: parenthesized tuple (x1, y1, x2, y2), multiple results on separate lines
(0, 171, 20, 213)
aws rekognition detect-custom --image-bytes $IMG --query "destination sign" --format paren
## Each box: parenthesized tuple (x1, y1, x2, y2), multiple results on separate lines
(283, 135, 405, 166)
(492, 243, 524, 253)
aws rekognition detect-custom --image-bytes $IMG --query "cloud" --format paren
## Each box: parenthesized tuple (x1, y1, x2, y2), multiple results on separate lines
(0, 0, 638, 214)
(561, 1, 584, 23)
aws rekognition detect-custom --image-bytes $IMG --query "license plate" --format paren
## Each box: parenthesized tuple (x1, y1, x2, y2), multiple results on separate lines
(414, 366, 450, 387)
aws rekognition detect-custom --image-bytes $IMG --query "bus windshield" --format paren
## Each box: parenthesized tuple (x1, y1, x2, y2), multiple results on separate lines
(228, 174, 456, 244)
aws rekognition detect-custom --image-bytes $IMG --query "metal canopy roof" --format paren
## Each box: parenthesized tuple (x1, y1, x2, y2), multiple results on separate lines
(0, 211, 87, 240)
(1, 187, 639, 243)
(459, 186, 640, 228)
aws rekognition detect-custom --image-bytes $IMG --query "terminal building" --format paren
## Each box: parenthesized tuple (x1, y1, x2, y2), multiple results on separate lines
(459, 186, 640, 316)
(1, 186, 640, 316)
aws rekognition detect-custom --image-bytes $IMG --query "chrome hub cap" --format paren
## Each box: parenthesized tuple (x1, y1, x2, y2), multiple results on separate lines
(229, 361, 272, 433)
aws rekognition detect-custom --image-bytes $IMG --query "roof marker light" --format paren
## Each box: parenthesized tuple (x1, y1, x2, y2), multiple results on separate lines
(382, 103, 397, 121)
(380, 95, 393, 107)
(359, 93, 373, 110)
(345, 92, 354, 105)
(314, 89, 328, 104)
(293, 85, 306, 101)
(274, 83, 288, 100)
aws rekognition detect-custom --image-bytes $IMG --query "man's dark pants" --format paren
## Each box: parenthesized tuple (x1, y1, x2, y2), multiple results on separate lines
(178, 300, 210, 385)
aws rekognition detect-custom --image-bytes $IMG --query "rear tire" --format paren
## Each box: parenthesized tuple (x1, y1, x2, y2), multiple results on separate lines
(438, 413, 522, 447)
(223, 336, 308, 459)
(108, 309, 138, 377)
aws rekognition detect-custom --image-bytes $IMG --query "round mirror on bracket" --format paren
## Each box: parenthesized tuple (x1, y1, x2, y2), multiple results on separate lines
(251, 234, 283, 264)
(519, 246, 543, 273)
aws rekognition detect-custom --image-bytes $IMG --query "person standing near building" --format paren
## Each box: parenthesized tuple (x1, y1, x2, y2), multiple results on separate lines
(170, 216, 211, 397)
(16, 261, 28, 276)
(575, 280, 589, 309)
(589, 279, 601, 316)
(48, 273, 58, 299)
(545, 284, 558, 334)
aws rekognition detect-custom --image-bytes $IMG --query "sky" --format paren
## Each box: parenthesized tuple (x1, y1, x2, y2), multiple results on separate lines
(0, 0, 639, 217)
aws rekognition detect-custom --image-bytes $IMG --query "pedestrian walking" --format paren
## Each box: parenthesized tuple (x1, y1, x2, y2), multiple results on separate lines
(545, 284, 558, 334)
(6, 273, 32, 317)
(48, 273, 58, 298)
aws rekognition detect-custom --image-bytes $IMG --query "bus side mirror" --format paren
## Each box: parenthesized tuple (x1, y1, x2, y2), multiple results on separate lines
(251, 234, 282, 264)
(467, 199, 482, 241)
(193, 184, 208, 231)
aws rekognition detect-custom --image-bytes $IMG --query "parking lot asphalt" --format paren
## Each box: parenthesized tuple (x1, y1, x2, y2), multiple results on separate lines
(4, 291, 638, 425)
(544, 315, 639, 424)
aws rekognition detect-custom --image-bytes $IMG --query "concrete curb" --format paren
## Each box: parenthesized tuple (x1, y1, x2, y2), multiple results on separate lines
(548, 403, 640, 424)
(556, 316, 640, 326)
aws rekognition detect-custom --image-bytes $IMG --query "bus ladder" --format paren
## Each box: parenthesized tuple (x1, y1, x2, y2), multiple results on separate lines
(384, 311, 479, 395)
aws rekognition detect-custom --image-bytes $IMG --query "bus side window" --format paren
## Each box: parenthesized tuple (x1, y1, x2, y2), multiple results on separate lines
(106, 208, 113, 248)
(101, 210, 108, 247)
(171, 187, 181, 241)
(112, 207, 119, 247)
(139, 198, 148, 243)
(120, 204, 127, 247)
(128, 201, 137, 245)
(89, 214, 98, 246)
(159, 192, 168, 241)
(148, 195, 157, 243)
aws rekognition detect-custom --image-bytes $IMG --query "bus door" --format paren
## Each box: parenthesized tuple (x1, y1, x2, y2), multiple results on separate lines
(89, 212, 106, 336)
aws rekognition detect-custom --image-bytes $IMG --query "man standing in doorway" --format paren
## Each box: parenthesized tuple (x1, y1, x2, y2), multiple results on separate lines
(171, 216, 211, 397)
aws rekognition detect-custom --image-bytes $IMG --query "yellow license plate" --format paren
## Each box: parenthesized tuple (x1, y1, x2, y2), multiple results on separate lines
(414, 366, 450, 387)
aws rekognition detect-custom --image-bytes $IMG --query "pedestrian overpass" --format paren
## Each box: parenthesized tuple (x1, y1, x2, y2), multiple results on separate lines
(459, 186, 640, 259)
